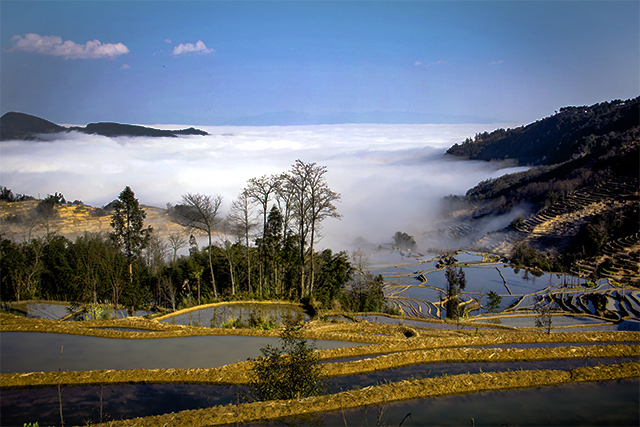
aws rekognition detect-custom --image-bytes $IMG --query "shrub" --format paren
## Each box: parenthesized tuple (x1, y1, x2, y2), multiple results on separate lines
(249, 322, 325, 401)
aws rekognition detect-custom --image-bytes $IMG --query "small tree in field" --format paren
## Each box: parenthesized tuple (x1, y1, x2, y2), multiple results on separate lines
(445, 265, 467, 320)
(534, 295, 553, 334)
(249, 322, 324, 401)
(486, 291, 502, 313)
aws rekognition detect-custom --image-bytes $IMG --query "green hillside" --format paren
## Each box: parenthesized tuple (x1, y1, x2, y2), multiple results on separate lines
(446, 97, 639, 165)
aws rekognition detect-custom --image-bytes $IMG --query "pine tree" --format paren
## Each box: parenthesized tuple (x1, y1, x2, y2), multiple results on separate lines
(110, 186, 152, 283)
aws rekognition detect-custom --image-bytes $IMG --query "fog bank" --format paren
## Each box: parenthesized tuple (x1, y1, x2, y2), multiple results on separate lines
(1, 123, 525, 249)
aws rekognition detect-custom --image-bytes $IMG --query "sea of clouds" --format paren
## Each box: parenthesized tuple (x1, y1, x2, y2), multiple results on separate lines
(0, 123, 526, 249)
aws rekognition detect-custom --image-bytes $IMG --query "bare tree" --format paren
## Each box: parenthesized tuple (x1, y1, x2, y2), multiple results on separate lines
(228, 189, 259, 295)
(143, 233, 169, 275)
(246, 175, 281, 291)
(306, 170, 341, 295)
(286, 160, 341, 297)
(158, 276, 177, 311)
(167, 231, 188, 263)
(172, 193, 223, 299)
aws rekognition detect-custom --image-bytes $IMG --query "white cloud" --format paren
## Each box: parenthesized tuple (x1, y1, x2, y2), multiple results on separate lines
(426, 60, 447, 68)
(9, 33, 129, 60)
(172, 40, 215, 56)
(164, 39, 172, 44)
(1, 123, 521, 249)
(120, 64, 131, 69)
(489, 60, 505, 65)
(415, 60, 448, 69)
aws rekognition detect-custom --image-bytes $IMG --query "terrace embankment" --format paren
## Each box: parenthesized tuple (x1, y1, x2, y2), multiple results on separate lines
(83, 363, 640, 427)
(2, 310, 638, 426)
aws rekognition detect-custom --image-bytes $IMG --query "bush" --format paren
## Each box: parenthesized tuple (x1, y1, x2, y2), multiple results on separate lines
(249, 322, 325, 401)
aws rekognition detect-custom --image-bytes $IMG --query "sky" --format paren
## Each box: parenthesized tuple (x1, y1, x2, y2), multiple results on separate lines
(1, 1, 638, 126)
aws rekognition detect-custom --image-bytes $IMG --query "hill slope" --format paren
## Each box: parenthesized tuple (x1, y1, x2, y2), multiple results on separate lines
(446, 97, 639, 165)
(440, 97, 639, 283)
(0, 112, 66, 140)
(0, 112, 208, 140)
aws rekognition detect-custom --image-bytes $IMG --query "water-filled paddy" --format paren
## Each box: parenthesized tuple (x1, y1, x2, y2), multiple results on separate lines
(159, 303, 307, 328)
(0, 332, 364, 373)
(327, 357, 637, 393)
(1, 383, 249, 427)
(4, 358, 634, 426)
(319, 378, 640, 427)
(370, 249, 630, 323)
(251, 379, 639, 426)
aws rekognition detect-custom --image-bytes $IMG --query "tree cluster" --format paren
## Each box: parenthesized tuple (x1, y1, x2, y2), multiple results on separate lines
(1, 161, 391, 316)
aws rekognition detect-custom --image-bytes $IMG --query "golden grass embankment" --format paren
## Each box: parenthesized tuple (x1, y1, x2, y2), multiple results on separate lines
(94, 362, 639, 427)
(2, 309, 638, 426)
(2, 343, 637, 389)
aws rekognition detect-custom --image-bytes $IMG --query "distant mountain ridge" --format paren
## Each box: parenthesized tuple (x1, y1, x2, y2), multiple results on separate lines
(0, 112, 208, 141)
(225, 110, 499, 126)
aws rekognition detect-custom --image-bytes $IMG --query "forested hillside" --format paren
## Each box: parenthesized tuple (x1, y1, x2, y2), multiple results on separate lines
(445, 97, 639, 283)
(446, 97, 639, 165)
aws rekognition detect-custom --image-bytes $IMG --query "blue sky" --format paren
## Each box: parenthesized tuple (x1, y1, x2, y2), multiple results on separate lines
(1, 1, 638, 125)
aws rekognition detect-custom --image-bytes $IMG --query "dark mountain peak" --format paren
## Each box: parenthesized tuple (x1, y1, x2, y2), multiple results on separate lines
(0, 112, 209, 140)
(1, 111, 66, 140)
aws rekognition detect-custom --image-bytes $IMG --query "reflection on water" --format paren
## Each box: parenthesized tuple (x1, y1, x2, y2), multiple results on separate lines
(254, 379, 639, 426)
(372, 249, 634, 325)
(4, 361, 635, 426)
(1, 383, 249, 426)
(330, 379, 639, 427)
(0, 332, 364, 373)
(160, 303, 307, 328)
(327, 358, 637, 393)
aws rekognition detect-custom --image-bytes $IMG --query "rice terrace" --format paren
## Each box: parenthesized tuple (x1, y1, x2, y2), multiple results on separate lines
(2, 1, 640, 425)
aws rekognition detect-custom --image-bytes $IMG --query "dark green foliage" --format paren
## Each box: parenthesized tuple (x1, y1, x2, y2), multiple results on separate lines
(77, 122, 208, 137)
(313, 249, 351, 307)
(343, 273, 385, 312)
(447, 97, 639, 165)
(510, 240, 553, 271)
(445, 265, 466, 319)
(110, 186, 152, 262)
(249, 322, 324, 401)
(1, 187, 15, 202)
(0, 111, 65, 140)
(486, 291, 502, 312)
(36, 193, 66, 219)
(392, 231, 417, 251)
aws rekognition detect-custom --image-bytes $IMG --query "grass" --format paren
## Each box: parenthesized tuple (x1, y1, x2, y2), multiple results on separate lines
(88, 362, 639, 427)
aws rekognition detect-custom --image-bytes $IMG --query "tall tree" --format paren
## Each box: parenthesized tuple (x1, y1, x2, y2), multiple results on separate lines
(172, 193, 223, 299)
(247, 175, 281, 291)
(109, 186, 152, 283)
(286, 160, 341, 297)
(228, 189, 259, 295)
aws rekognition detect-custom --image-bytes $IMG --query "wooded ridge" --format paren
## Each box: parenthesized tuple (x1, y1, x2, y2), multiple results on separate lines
(0, 111, 208, 140)
(446, 97, 639, 166)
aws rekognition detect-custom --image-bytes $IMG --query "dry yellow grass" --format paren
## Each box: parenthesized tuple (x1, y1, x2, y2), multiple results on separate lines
(94, 362, 639, 427)
(2, 309, 638, 426)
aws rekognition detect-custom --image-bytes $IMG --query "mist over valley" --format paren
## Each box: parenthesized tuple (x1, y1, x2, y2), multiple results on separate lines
(0, 122, 526, 250)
